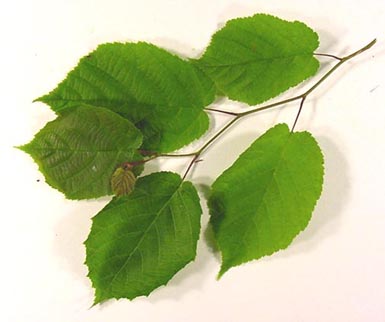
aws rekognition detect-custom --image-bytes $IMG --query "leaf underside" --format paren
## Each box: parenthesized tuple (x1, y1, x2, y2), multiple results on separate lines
(196, 14, 320, 105)
(37, 42, 216, 152)
(208, 124, 324, 277)
(85, 172, 202, 303)
(19, 106, 143, 200)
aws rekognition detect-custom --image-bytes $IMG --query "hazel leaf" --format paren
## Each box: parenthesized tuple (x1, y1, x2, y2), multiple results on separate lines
(196, 14, 320, 105)
(208, 124, 324, 277)
(37, 42, 216, 152)
(85, 172, 202, 303)
(18, 105, 143, 200)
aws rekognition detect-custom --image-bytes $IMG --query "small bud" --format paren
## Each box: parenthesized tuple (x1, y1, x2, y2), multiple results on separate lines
(111, 163, 136, 197)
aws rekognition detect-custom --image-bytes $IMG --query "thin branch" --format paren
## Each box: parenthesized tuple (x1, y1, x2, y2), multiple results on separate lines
(158, 152, 197, 158)
(138, 39, 376, 180)
(182, 155, 200, 180)
(205, 107, 238, 116)
(179, 39, 376, 180)
(342, 39, 376, 60)
(314, 53, 342, 60)
(291, 96, 306, 132)
(238, 95, 302, 117)
(197, 116, 240, 155)
(182, 116, 240, 179)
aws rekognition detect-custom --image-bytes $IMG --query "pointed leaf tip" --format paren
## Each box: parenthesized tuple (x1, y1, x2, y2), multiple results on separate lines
(19, 105, 143, 199)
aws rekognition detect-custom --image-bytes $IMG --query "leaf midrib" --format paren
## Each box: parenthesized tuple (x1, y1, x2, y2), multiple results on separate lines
(245, 134, 293, 242)
(107, 179, 185, 290)
(201, 53, 314, 68)
(220, 131, 294, 271)
(25, 147, 135, 153)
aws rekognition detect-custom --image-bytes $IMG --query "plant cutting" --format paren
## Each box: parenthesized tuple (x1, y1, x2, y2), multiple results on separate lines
(19, 13, 376, 303)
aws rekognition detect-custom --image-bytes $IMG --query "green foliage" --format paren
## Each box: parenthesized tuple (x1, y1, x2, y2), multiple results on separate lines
(19, 13, 373, 303)
(19, 105, 142, 199)
(37, 42, 216, 152)
(196, 14, 320, 105)
(110, 165, 137, 196)
(85, 172, 202, 303)
(208, 124, 324, 277)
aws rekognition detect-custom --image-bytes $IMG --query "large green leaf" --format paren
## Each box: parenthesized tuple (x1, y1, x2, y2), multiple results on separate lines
(208, 124, 324, 277)
(19, 106, 143, 200)
(37, 42, 215, 152)
(196, 14, 320, 105)
(85, 172, 202, 302)
(136, 107, 209, 152)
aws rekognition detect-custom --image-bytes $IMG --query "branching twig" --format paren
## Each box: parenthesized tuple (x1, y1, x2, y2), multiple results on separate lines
(138, 39, 376, 179)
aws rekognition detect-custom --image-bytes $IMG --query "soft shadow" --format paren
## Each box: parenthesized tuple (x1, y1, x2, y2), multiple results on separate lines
(195, 179, 221, 257)
(196, 182, 211, 200)
(203, 224, 220, 257)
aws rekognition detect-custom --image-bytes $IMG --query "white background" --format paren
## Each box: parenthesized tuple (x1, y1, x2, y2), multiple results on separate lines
(1, 1, 385, 321)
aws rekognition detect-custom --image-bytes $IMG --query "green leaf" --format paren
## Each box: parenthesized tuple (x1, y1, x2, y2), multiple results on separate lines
(37, 42, 216, 152)
(85, 172, 202, 302)
(208, 124, 324, 277)
(18, 105, 143, 200)
(110, 164, 137, 197)
(137, 106, 210, 152)
(196, 14, 320, 105)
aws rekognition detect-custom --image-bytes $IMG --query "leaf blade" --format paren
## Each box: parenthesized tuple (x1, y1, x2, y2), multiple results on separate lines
(19, 105, 143, 199)
(85, 172, 202, 302)
(196, 14, 320, 105)
(38, 42, 216, 152)
(208, 124, 324, 277)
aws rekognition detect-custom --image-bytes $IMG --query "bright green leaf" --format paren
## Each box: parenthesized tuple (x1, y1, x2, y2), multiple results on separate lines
(37, 42, 216, 152)
(19, 106, 143, 200)
(85, 172, 202, 302)
(196, 14, 320, 105)
(208, 124, 324, 277)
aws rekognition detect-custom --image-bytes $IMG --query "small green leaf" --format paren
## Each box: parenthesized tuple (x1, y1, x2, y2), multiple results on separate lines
(208, 124, 324, 277)
(85, 172, 202, 303)
(111, 164, 137, 196)
(37, 42, 216, 152)
(18, 106, 143, 200)
(196, 14, 320, 105)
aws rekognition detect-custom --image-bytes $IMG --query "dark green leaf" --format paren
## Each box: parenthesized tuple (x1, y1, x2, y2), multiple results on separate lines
(208, 124, 324, 277)
(137, 106, 209, 152)
(85, 172, 202, 302)
(37, 42, 216, 152)
(196, 14, 320, 105)
(19, 106, 142, 199)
